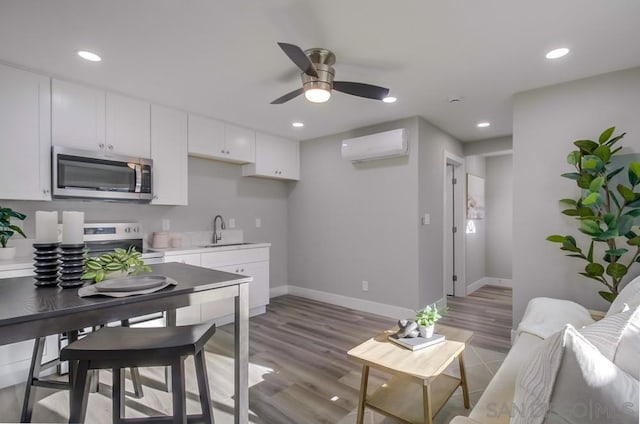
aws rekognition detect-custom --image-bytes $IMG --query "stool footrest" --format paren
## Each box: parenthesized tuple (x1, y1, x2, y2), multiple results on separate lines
(31, 379, 71, 390)
(119, 414, 208, 423)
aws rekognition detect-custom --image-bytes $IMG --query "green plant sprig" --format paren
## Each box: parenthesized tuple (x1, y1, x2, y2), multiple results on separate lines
(547, 127, 640, 302)
(82, 246, 152, 283)
(0, 207, 27, 248)
(415, 304, 448, 327)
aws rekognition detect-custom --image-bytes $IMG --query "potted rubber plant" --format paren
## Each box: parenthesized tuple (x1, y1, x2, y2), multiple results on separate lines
(547, 127, 640, 303)
(0, 206, 27, 260)
(415, 304, 447, 338)
(82, 246, 151, 283)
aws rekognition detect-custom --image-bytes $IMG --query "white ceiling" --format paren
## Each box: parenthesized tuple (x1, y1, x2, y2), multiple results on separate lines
(1, 0, 639, 142)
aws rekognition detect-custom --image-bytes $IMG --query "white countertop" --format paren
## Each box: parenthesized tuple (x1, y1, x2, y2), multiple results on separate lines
(0, 242, 271, 273)
(150, 242, 271, 256)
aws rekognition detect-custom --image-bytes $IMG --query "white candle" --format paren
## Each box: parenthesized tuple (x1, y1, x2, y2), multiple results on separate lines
(35, 211, 58, 244)
(62, 211, 84, 245)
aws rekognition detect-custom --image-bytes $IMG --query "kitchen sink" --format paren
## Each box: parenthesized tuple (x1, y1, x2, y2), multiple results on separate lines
(198, 242, 256, 248)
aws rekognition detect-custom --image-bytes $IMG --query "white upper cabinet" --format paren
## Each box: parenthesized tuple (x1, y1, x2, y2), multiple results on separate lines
(150, 105, 188, 206)
(188, 114, 255, 164)
(106, 92, 151, 158)
(242, 132, 300, 181)
(53, 79, 151, 158)
(224, 124, 255, 163)
(52, 79, 105, 152)
(0, 64, 51, 200)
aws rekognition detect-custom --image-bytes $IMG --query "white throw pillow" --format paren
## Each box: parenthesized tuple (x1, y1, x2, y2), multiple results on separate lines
(580, 306, 640, 380)
(607, 275, 640, 317)
(511, 325, 639, 424)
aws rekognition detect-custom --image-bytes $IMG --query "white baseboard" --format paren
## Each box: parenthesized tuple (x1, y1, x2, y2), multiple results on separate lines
(467, 277, 513, 294)
(269, 285, 289, 298)
(277, 285, 415, 320)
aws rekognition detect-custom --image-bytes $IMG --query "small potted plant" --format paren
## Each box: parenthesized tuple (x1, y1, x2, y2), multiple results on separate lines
(82, 246, 151, 283)
(0, 207, 27, 260)
(415, 304, 447, 338)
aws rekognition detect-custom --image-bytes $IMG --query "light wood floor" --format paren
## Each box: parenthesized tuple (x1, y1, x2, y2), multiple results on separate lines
(439, 285, 513, 353)
(0, 291, 512, 423)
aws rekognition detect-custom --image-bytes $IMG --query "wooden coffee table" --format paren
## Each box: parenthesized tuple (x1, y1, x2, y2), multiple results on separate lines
(347, 324, 473, 424)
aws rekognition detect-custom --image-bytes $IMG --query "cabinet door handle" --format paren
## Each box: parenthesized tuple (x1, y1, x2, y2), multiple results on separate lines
(99, 143, 105, 149)
(240, 268, 244, 272)
(226, 150, 230, 154)
(108, 144, 114, 150)
(221, 149, 225, 154)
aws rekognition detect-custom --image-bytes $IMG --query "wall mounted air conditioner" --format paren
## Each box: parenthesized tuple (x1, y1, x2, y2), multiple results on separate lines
(341, 128, 408, 162)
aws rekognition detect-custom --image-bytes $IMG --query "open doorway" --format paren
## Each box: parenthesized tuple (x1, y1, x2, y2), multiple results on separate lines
(443, 151, 465, 297)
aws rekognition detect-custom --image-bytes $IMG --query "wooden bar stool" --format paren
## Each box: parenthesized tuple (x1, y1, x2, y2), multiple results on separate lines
(60, 320, 217, 424)
(20, 320, 144, 423)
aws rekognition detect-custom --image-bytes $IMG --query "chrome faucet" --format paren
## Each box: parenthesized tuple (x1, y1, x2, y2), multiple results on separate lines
(213, 215, 225, 244)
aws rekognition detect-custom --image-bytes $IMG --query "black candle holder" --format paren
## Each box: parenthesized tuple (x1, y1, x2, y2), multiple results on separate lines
(58, 244, 86, 288)
(33, 243, 60, 287)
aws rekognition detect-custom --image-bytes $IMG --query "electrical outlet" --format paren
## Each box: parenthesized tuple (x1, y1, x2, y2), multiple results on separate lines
(421, 214, 430, 225)
(362, 280, 369, 291)
(255, 218, 261, 228)
(228, 218, 236, 229)
(162, 219, 170, 231)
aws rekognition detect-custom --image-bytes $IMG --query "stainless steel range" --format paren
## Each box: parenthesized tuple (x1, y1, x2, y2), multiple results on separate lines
(82, 222, 164, 264)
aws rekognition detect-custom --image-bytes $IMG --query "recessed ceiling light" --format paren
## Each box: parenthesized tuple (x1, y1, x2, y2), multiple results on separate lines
(77, 50, 102, 62)
(545, 47, 569, 59)
(292, 122, 304, 128)
(477, 122, 491, 128)
(382, 96, 397, 103)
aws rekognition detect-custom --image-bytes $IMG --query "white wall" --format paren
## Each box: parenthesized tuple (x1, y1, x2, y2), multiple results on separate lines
(463, 136, 512, 157)
(485, 154, 513, 279)
(3, 157, 292, 286)
(288, 117, 420, 309)
(513, 67, 640, 326)
(464, 156, 486, 288)
(417, 118, 465, 306)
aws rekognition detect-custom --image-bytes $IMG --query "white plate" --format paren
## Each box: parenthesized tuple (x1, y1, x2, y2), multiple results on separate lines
(95, 276, 166, 292)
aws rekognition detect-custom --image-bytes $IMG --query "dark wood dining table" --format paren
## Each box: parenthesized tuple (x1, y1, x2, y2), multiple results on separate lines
(0, 262, 251, 424)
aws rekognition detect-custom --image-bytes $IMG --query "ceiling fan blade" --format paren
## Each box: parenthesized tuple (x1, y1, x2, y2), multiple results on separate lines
(333, 81, 390, 100)
(277, 42, 319, 77)
(271, 88, 304, 104)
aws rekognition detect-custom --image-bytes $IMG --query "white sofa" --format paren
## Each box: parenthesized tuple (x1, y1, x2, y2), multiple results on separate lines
(450, 278, 640, 424)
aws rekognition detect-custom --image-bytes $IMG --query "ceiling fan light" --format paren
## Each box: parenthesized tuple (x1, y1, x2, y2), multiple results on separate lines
(305, 88, 331, 103)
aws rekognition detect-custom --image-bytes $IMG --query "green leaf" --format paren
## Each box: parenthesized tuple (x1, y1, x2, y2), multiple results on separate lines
(598, 127, 615, 144)
(593, 145, 611, 163)
(81, 271, 96, 280)
(606, 166, 624, 181)
(546, 235, 567, 243)
(574, 139, 598, 153)
(595, 229, 618, 241)
(585, 262, 604, 276)
(566, 151, 581, 166)
(605, 133, 625, 147)
(627, 236, 640, 246)
(577, 207, 595, 218)
(580, 220, 601, 236)
(605, 248, 629, 257)
(606, 263, 628, 279)
(581, 155, 603, 173)
(629, 162, 640, 186)
(624, 209, 640, 218)
(587, 240, 594, 263)
(559, 198, 577, 206)
(603, 213, 616, 228)
(589, 176, 604, 193)
(599, 291, 616, 303)
(582, 192, 600, 205)
(577, 173, 594, 189)
(561, 209, 578, 216)
(617, 215, 634, 236)
(561, 172, 581, 180)
(617, 184, 635, 202)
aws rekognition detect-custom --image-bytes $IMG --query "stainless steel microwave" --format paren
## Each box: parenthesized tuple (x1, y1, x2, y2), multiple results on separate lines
(52, 146, 153, 201)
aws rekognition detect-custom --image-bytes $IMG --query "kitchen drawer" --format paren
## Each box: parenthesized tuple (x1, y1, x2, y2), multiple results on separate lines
(200, 247, 268, 268)
(164, 253, 201, 266)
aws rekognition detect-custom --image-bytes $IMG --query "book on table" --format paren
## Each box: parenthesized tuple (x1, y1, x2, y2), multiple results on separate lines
(388, 333, 445, 351)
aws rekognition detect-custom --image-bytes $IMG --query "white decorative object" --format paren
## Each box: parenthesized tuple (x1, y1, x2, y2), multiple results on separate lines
(580, 306, 640, 380)
(419, 324, 435, 338)
(35, 211, 58, 243)
(607, 275, 640, 317)
(512, 325, 639, 424)
(62, 211, 84, 245)
(466, 174, 485, 219)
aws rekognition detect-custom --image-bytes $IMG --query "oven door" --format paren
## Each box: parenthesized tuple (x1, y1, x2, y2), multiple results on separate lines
(52, 146, 152, 201)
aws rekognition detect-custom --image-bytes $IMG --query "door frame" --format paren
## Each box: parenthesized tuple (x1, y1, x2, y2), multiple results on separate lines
(442, 150, 466, 298)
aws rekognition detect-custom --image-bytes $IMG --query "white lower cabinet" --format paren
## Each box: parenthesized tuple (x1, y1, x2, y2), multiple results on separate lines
(0, 270, 57, 389)
(163, 253, 202, 325)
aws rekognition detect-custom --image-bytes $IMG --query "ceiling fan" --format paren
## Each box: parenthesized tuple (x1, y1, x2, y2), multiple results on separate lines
(271, 42, 390, 104)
